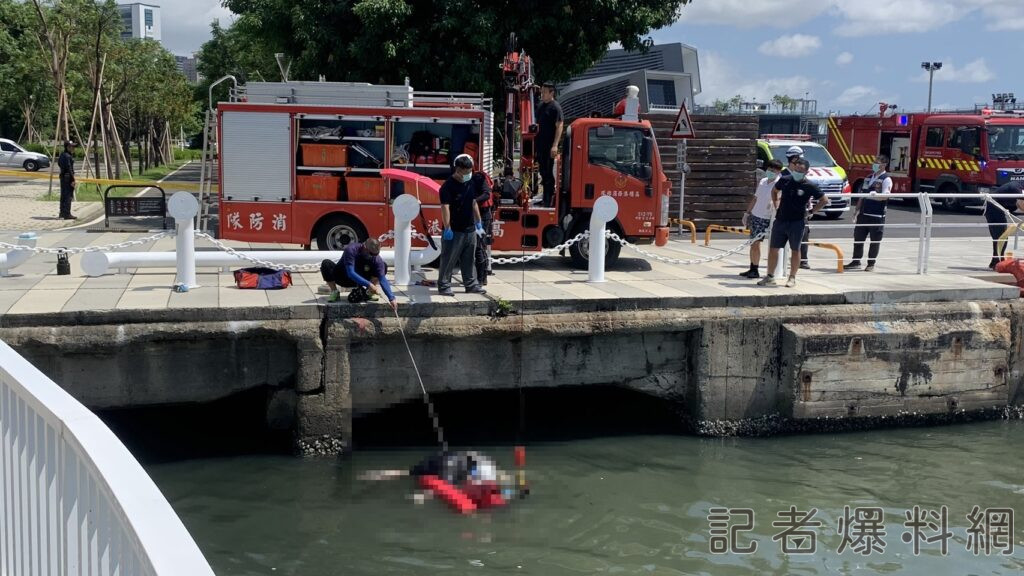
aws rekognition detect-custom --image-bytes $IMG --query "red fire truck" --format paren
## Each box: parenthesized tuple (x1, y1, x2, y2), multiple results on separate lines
(827, 106, 1024, 209)
(215, 49, 671, 267)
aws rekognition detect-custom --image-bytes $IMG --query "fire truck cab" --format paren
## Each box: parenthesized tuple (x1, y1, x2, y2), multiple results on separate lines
(827, 109, 1024, 210)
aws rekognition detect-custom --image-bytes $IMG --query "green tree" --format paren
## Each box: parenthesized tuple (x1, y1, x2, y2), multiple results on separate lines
(772, 94, 797, 112)
(215, 0, 692, 93)
(0, 0, 55, 141)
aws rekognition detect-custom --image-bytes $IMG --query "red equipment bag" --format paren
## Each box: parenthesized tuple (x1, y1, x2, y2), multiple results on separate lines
(995, 258, 1024, 297)
(233, 267, 293, 290)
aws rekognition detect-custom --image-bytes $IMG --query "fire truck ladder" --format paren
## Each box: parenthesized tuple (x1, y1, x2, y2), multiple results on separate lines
(197, 75, 238, 232)
(197, 108, 218, 232)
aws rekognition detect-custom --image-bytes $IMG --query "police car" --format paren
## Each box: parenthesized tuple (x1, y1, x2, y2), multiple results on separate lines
(756, 136, 851, 219)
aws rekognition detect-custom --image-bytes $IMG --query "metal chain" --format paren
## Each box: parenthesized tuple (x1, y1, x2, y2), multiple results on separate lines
(0, 231, 171, 255)
(193, 232, 323, 271)
(490, 232, 588, 265)
(606, 230, 766, 266)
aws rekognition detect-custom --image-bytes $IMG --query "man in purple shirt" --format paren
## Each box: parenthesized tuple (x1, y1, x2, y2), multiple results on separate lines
(319, 238, 397, 310)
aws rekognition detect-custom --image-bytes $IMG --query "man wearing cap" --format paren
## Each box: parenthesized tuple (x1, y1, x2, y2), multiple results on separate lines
(319, 237, 397, 310)
(57, 140, 77, 220)
(536, 81, 564, 207)
(438, 154, 487, 296)
(781, 146, 813, 269)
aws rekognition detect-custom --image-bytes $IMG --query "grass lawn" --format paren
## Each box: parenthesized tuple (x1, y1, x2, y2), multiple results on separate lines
(38, 160, 194, 202)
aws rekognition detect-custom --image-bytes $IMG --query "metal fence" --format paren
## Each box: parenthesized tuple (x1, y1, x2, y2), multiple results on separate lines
(0, 340, 214, 576)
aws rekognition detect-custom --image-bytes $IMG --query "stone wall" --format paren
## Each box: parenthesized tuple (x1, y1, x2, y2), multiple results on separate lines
(1, 299, 1021, 453)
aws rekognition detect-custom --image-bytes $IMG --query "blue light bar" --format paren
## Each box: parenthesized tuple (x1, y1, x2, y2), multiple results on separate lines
(898, 115, 909, 126)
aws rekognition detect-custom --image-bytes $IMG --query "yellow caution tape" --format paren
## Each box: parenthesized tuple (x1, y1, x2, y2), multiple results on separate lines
(0, 168, 210, 192)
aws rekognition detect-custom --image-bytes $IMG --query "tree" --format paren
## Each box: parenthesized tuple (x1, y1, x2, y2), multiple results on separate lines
(728, 94, 743, 112)
(0, 0, 55, 142)
(215, 0, 692, 93)
(772, 94, 798, 112)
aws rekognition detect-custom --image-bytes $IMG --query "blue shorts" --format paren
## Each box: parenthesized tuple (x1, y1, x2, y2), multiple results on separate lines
(770, 219, 806, 251)
(749, 215, 771, 240)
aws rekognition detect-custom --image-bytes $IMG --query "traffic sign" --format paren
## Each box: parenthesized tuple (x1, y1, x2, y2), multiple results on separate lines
(671, 101, 695, 139)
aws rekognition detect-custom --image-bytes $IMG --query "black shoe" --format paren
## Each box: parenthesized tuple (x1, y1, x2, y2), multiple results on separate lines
(487, 270, 495, 276)
(989, 258, 1000, 270)
(466, 286, 487, 295)
(799, 262, 811, 270)
(740, 269, 760, 279)
(59, 214, 77, 220)
(846, 261, 861, 270)
(438, 288, 455, 297)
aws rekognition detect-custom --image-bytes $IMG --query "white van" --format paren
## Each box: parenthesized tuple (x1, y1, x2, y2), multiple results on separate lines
(756, 136, 851, 219)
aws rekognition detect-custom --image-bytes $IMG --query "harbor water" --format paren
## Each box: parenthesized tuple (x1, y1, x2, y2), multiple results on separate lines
(142, 422, 1024, 576)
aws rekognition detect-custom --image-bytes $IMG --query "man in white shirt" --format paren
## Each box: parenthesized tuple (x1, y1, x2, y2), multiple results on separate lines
(846, 154, 893, 272)
(741, 159, 783, 278)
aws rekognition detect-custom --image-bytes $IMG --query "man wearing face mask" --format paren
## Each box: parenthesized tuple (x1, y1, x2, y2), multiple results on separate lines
(741, 159, 783, 278)
(845, 154, 893, 272)
(759, 157, 828, 288)
(437, 154, 487, 296)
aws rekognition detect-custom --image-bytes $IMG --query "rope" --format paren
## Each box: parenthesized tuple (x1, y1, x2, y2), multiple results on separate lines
(392, 304, 447, 452)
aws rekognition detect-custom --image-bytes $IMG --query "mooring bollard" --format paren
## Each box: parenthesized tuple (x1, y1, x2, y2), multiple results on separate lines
(168, 191, 200, 290)
(588, 195, 619, 283)
(391, 194, 421, 286)
(56, 249, 70, 276)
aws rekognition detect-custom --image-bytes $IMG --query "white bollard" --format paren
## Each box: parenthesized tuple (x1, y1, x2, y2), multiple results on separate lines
(588, 196, 619, 283)
(0, 233, 38, 277)
(168, 192, 200, 290)
(391, 194, 420, 286)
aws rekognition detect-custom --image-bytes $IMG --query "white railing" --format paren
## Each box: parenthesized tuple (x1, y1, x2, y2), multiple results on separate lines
(0, 340, 214, 576)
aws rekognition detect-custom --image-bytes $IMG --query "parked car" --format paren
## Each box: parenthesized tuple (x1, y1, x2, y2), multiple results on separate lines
(0, 139, 51, 172)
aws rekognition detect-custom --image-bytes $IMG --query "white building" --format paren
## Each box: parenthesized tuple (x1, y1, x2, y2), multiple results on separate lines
(118, 3, 161, 42)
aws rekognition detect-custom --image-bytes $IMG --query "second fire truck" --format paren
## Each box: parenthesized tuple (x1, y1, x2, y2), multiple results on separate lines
(827, 105, 1024, 209)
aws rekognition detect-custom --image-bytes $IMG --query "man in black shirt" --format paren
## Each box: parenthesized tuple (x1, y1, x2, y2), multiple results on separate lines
(758, 157, 828, 287)
(984, 180, 1024, 268)
(57, 140, 78, 220)
(438, 154, 487, 296)
(535, 81, 563, 207)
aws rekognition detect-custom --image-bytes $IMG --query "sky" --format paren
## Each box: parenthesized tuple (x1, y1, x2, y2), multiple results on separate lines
(163, 0, 1023, 114)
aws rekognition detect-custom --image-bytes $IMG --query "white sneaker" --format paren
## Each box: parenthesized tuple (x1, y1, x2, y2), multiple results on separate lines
(757, 275, 777, 287)
(785, 276, 797, 288)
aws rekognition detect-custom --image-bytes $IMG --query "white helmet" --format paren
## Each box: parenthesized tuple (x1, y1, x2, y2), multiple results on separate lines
(786, 145, 804, 158)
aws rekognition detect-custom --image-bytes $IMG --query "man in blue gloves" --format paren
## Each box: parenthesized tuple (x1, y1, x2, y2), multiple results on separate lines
(437, 154, 487, 296)
(319, 237, 398, 311)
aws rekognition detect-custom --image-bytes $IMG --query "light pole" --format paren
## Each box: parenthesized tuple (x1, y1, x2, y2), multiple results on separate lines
(921, 62, 942, 112)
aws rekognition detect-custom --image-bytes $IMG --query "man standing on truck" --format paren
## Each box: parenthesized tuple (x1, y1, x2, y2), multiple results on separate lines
(845, 155, 893, 272)
(535, 81, 564, 207)
(758, 157, 829, 288)
(438, 154, 487, 296)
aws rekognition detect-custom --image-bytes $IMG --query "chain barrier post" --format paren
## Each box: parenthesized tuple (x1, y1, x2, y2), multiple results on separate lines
(168, 191, 200, 290)
(0, 232, 37, 276)
(588, 196, 618, 283)
(391, 194, 420, 286)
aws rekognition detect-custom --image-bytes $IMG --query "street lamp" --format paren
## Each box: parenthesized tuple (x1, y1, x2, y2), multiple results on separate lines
(921, 62, 942, 112)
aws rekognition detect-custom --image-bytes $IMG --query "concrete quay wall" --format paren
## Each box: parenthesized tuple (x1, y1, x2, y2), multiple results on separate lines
(1, 299, 1020, 451)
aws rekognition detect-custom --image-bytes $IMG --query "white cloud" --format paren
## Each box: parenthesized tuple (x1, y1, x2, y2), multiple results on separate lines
(677, 0, 829, 28)
(159, 0, 235, 54)
(836, 85, 879, 106)
(696, 50, 814, 105)
(831, 0, 960, 36)
(676, 0, 1024, 36)
(758, 35, 821, 58)
(910, 59, 996, 83)
(836, 52, 854, 66)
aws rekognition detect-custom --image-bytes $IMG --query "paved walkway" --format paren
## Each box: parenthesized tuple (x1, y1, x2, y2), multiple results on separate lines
(0, 181, 103, 231)
(0, 227, 1016, 317)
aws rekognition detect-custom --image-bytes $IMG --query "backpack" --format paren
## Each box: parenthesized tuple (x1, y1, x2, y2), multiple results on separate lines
(409, 130, 435, 160)
(233, 267, 293, 289)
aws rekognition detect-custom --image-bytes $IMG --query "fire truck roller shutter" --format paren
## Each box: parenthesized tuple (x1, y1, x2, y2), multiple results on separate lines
(220, 111, 293, 202)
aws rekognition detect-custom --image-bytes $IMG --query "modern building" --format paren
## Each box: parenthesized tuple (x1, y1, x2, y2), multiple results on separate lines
(117, 3, 161, 42)
(557, 43, 702, 120)
(175, 55, 199, 84)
